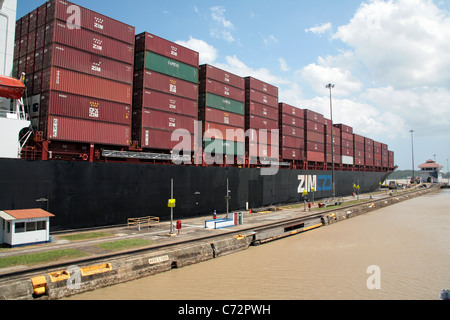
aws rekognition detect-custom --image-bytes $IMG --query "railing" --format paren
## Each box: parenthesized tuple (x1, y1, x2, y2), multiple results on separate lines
(127, 216, 160, 229)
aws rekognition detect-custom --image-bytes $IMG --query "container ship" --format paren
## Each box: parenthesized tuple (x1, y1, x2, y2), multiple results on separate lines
(0, 0, 395, 230)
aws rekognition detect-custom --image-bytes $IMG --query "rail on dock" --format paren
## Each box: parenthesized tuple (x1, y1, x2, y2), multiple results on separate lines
(127, 216, 160, 229)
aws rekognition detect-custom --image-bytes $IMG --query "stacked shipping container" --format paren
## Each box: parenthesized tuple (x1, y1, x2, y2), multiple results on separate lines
(15, 0, 135, 146)
(245, 77, 279, 161)
(353, 134, 365, 166)
(335, 124, 354, 165)
(324, 118, 341, 165)
(199, 64, 245, 160)
(373, 141, 382, 167)
(304, 109, 325, 162)
(279, 103, 305, 161)
(365, 138, 374, 167)
(133, 32, 199, 151)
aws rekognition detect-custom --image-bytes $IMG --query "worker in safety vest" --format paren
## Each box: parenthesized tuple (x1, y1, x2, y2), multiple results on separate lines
(213, 210, 217, 219)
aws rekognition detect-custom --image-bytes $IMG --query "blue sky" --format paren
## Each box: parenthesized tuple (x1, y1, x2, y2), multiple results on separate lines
(18, 0, 450, 172)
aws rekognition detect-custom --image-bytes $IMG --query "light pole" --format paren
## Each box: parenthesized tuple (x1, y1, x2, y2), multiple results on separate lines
(410, 130, 415, 184)
(326, 83, 336, 198)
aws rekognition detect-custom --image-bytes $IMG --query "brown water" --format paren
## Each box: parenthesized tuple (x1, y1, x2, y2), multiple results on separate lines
(68, 189, 450, 300)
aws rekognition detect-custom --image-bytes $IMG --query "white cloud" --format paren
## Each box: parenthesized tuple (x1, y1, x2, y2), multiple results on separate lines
(333, 0, 450, 89)
(263, 34, 278, 46)
(176, 37, 218, 65)
(279, 58, 290, 72)
(305, 22, 332, 35)
(210, 6, 235, 43)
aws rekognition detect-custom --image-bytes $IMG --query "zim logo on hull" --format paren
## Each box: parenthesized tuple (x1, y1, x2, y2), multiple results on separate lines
(298, 175, 333, 193)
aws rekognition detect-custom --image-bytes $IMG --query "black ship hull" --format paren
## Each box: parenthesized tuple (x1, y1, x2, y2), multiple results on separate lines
(0, 158, 392, 230)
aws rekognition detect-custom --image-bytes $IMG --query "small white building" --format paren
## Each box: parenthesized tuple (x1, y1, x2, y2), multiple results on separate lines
(418, 159, 443, 183)
(0, 209, 54, 247)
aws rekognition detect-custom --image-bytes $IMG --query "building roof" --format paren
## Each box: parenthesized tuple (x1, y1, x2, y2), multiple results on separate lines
(418, 159, 443, 169)
(0, 209, 55, 221)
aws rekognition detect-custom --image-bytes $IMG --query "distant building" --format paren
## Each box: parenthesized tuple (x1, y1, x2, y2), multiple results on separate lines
(418, 159, 443, 183)
(0, 209, 54, 247)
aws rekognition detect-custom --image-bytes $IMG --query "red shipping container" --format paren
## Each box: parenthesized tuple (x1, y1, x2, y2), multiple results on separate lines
(282, 124, 304, 139)
(325, 134, 341, 146)
(248, 142, 279, 160)
(354, 134, 365, 143)
(325, 124, 341, 136)
(341, 147, 354, 157)
(282, 147, 303, 161)
(381, 143, 388, 150)
(366, 159, 374, 166)
(134, 70, 198, 101)
(306, 151, 324, 162)
(246, 89, 278, 108)
(341, 132, 353, 141)
(282, 135, 304, 149)
(44, 44, 134, 84)
(32, 71, 43, 95)
(326, 153, 341, 164)
(47, 0, 135, 45)
(334, 123, 353, 134)
(304, 109, 324, 124)
(43, 67, 132, 104)
(15, 19, 22, 40)
(137, 109, 196, 134)
(200, 64, 244, 89)
(306, 142, 325, 153)
(45, 20, 134, 64)
(245, 77, 278, 98)
(247, 114, 278, 131)
(29, 9, 38, 32)
(281, 113, 304, 128)
(279, 103, 303, 119)
(37, 3, 47, 27)
(19, 36, 27, 58)
(135, 32, 199, 67)
(306, 120, 325, 133)
(136, 128, 193, 151)
(21, 16, 29, 39)
(200, 79, 245, 102)
(341, 139, 353, 148)
(354, 141, 365, 151)
(354, 158, 364, 166)
(200, 107, 244, 129)
(247, 101, 278, 120)
(46, 116, 131, 146)
(41, 91, 131, 125)
(204, 122, 245, 143)
(354, 149, 364, 158)
(374, 153, 382, 160)
(306, 130, 324, 143)
(34, 48, 44, 72)
(133, 89, 198, 118)
(27, 31, 36, 54)
(326, 144, 341, 155)
(25, 53, 35, 75)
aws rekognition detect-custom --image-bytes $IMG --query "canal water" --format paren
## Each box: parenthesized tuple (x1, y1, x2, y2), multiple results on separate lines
(68, 189, 450, 300)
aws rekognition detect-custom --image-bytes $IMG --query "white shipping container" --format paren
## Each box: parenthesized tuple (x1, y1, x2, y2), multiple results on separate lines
(342, 155, 354, 165)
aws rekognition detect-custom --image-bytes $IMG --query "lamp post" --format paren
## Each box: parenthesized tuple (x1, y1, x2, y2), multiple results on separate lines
(326, 83, 336, 198)
(410, 130, 415, 184)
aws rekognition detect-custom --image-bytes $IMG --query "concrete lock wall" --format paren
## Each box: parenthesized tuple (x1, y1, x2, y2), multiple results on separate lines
(0, 184, 441, 300)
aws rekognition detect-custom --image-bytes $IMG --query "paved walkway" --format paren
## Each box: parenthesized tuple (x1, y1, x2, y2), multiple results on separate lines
(0, 189, 399, 275)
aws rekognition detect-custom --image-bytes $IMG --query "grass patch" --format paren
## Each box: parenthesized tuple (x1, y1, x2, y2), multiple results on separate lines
(97, 239, 153, 251)
(0, 249, 88, 269)
(60, 232, 112, 241)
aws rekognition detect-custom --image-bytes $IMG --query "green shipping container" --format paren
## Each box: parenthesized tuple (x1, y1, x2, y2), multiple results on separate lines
(199, 93, 245, 116)
(135, 51, 199, 84)
(204, 139, 245, 156)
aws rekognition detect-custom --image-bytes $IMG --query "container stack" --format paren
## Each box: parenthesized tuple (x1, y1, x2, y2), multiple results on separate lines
(133, 32, 199, 152)
(381, 143, 389, 168)
(335, 124, 354, 166)
(364, 138, 374, 167)
(304, 109, 325, 163)
(16, 0, 136, 146)
(388, 150, 395, 169)
(245, 77, 279, 161)
(279, 103, 304, 161)
(324, 118, 341, 165)
(199, 64, 245, 162)
(373, 141, 382, 167)
(353, 134, 365, 166)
